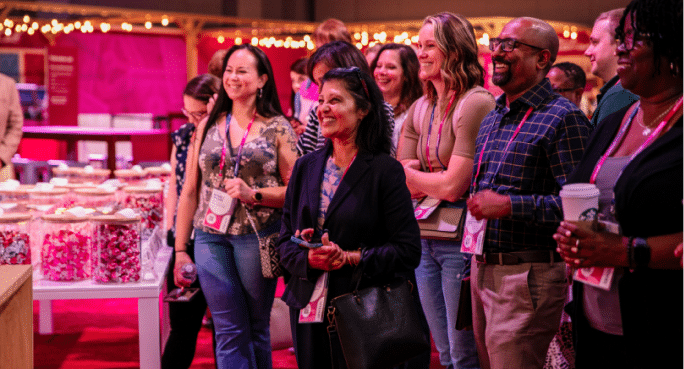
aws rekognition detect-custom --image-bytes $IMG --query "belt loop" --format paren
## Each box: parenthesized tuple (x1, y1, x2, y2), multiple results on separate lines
(498, 253, 504, 266)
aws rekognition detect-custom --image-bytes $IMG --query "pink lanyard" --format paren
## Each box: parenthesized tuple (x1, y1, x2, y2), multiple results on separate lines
(424, 93, 457, 172)
(472, 106, 534, 192)
(589, 97, 683, 184)
(219, 112, 257, 177)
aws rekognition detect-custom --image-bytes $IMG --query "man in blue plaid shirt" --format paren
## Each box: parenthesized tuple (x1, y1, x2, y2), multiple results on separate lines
(466, 17, 591, 369)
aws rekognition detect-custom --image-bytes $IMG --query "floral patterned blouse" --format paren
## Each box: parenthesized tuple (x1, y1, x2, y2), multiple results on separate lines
(317, 156, 347, 229)
(193, 115, 297, 235)
(171, 123, 196, 198)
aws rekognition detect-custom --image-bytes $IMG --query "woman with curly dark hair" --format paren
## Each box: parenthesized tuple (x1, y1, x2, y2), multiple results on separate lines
(554, 1, 683, 367)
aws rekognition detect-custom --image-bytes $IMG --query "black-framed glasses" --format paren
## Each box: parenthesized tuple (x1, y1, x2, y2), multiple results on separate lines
(616, 30, 652, 51)
(182, 108, 207, 120)
(489, 38, 545, 52)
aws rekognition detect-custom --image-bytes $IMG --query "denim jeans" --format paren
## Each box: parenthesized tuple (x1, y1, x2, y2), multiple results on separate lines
(415, 239, 480, 369)
(194, 222, 278, 369)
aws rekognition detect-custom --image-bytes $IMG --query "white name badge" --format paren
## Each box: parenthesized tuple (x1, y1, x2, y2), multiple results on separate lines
(461, 210, 486, 255)
(299, 272, 329, 323)
(572, 220, 619, 290)
(203, 188, 236, 233)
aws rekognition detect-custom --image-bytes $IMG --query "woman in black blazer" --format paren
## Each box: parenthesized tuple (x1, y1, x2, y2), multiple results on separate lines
(276, 67, 421, 369)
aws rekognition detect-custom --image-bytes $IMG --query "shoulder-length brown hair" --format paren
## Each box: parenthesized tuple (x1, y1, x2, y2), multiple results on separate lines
(422, 12, 484, 111)
(370, 43, 424, 117)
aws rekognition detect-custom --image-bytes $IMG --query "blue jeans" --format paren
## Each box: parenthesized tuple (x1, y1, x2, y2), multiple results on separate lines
(415, 239, 480, 369)
(194, 222, 278, 369)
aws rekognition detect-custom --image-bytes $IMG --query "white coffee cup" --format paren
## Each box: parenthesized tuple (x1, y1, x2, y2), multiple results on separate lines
(559, 183, 600, 221)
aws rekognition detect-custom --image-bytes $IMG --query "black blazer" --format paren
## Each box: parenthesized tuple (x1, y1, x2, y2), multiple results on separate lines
(277, 142, 421, 309)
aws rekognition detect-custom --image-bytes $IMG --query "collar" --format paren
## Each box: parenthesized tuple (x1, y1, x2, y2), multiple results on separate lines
(495, 78, 555, 112)
(599, 75, 620, 95)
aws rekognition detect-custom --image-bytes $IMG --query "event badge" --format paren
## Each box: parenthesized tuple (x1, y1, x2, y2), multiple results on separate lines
(573, 220, 619, 291)
(414, 196, 441, 220)
(299, 272, 328, 323)
(461, 210, 486, 255)
(203, 188, 236, 233)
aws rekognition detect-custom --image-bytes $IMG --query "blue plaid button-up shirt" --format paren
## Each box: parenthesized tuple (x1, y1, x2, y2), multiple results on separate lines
(471, 78, 592, 252)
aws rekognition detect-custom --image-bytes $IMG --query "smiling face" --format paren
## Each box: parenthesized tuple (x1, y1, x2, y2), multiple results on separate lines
(615, 13, 656, 96)
(317, 79, 367, 142)
(373, 49, 404, 99)
(584, 18, 619, 81)
(223, 49, 267, 102)
(491, 20, 545, 99)
(417, 23, 446, 82)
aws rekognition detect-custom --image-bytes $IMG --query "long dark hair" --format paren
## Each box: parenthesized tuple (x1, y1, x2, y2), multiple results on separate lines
(201, 44, 283, 145)
(370, 43, 423, 116)
(184, 73, 220, 104)
(320, 67, 391, 155)
(616, 0, 683, 77)
(307, 41, 369, 83)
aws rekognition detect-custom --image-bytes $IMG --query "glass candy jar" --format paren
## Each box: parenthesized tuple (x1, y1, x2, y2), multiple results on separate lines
(91, 214, 142, 283)
(39, 213, 91, 281)
(144, 166, 171, 182)
(74, 167, 111, 185)
(0, 213, 32, 265)
(114, 168, 145, 187)
(74, 187, 116, 212)
(120, 187, 163, 237)
(28, 187, 70, 213)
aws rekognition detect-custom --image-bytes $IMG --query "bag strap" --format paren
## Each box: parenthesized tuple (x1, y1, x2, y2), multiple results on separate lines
(245, 210, 263, 243)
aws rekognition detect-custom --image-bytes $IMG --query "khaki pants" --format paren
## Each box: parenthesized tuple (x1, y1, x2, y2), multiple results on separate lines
(471, 257, 567, 369)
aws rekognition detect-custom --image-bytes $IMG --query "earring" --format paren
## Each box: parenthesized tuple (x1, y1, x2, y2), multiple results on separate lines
(258, 88, 263, 99)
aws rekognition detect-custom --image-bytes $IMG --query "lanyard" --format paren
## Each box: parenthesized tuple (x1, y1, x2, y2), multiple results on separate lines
(424, 93, 457, 172)
(472, 106, 534, 192)
(589, 97, 683, 184)
(219, 112, 257, 178)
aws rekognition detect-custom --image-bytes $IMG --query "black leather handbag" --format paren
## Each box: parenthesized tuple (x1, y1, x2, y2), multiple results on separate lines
(327, 268, 430, 369)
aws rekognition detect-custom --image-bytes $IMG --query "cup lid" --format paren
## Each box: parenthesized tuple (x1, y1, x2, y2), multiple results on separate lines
(560, 183, 600, 198)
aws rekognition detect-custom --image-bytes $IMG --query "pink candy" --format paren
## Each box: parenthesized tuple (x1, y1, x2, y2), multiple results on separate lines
(0, 230, 30, 265)
(41, 229, 91, 281)
(92, 223, 141, 283)
(123, 193, 163, 231)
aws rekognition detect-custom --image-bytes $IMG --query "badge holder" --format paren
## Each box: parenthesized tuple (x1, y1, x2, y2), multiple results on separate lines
(299, 272, 329, 323)
(203, 188, 237, 233)
(461, 210, 486, 255)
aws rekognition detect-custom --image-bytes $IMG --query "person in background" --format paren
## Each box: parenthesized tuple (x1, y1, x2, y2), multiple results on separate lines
(163, 73, 220, 369)
(585, 8, 639, 126)
(399, 12, 494, 369)
(174, 44, 299, 369)
(294, 18, 353, 127)
(466, 17, 591, 369)
(554, 1, 682, 367)
(277, 67, 421, 369)
(296, 41, 395, 156)
(363, 43, 382, 66)
(208, 49, 229, 79)
(547, 62, 586, 107)
(287, 57, 308, 136)
(371, 43, 423, 151)
(0, 72, 23, 181)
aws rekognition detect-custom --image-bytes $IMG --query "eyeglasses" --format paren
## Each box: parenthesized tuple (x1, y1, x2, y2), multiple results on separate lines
(182, 108, 207, 120)
(616, 30, 652, 51)
(489, 38, 545, 52)
(339, 66, 370, 98)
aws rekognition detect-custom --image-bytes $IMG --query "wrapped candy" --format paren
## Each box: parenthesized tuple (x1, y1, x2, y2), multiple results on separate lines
(120, 187, 163, 236)
(39, 213, 91, 281)
(74, 187, 116, 211)
(91, 214, 142, 283)
(0, 213, 32, 265)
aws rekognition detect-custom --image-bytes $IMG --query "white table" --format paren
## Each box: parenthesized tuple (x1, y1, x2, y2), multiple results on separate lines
(33, 246, 172, 369)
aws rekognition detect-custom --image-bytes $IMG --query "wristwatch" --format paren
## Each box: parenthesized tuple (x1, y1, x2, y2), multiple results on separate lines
(252, 191, 263, 203)
(629, 237, 651, 269)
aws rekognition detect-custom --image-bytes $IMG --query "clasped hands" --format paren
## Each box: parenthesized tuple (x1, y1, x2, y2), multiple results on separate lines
(553, 220, 622, 268)
(223, 177, 257, 204)
(296, 228, 359, 271)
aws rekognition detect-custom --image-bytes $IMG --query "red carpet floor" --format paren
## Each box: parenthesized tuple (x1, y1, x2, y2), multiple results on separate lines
(33, 299, 442, 368)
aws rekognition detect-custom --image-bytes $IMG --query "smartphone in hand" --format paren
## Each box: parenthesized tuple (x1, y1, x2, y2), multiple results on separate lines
(291, 236, 323, 249)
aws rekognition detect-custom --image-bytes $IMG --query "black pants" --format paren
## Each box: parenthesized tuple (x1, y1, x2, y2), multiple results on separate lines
(161, 241, 216, 369)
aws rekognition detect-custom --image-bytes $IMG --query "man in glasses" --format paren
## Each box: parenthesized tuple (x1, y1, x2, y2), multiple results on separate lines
(585, 8, 639, 127)
(547, 62, 587, 108)
(467, 17, 591, 369)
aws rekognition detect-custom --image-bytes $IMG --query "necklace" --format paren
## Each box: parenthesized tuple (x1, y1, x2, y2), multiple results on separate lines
(637, 99, 679, 136)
